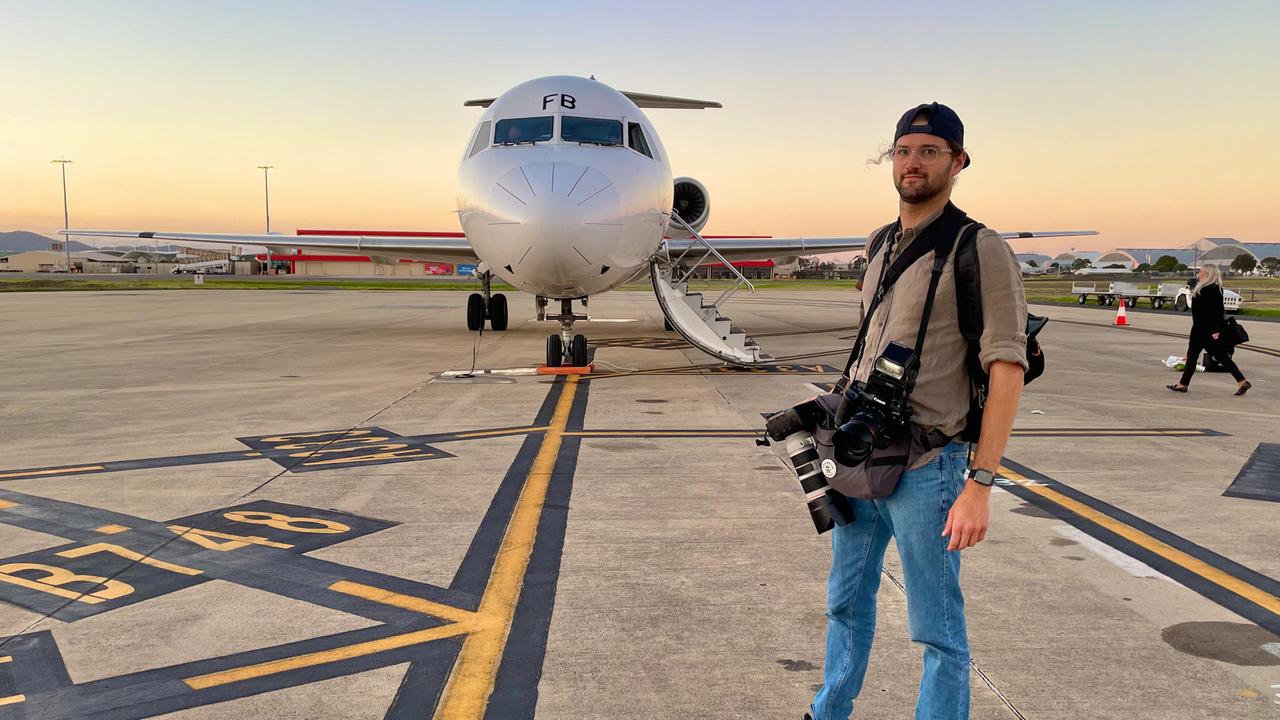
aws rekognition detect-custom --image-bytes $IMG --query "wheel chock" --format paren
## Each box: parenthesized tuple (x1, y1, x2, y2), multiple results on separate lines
(536, 364, 594, 375)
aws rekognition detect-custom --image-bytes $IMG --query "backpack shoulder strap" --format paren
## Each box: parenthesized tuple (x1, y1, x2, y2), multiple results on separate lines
(954, 223, 988, 444)
(864, 223, 894, 265)
(954, 223, 985, 343)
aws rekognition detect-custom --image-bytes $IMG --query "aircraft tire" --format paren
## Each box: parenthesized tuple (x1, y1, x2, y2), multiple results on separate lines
(467, 293, 485, 331)
(546, 335, 563, 367)
(570, 334, 588, 367)
(489, 294, 508, 331)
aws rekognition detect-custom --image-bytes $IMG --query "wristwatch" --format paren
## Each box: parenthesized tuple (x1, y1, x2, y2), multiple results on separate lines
(967, 468, 996, 487)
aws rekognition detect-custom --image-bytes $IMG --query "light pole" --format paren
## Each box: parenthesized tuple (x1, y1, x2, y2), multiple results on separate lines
(257, 165, 274, 274)
(52, 159, 73, 272)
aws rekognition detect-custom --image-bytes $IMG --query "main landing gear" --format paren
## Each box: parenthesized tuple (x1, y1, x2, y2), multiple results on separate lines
(466, 271, 508, 332)
(537, 296, 589, 367)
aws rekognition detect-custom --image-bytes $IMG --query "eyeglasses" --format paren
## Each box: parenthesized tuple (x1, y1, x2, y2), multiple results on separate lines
(890, 146, 954, 163)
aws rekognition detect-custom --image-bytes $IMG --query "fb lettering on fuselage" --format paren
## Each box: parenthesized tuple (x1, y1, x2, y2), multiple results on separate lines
(541, 93, 576, 110)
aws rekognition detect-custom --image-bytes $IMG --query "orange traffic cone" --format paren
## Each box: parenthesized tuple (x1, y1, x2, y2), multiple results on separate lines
(1114, 300, 1129, 326)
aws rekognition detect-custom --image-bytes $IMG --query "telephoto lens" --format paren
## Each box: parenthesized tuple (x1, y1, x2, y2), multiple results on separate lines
(764, 404, 855, 534)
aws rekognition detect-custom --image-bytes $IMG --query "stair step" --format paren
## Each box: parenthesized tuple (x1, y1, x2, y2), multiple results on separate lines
(650, 258, 771, 366)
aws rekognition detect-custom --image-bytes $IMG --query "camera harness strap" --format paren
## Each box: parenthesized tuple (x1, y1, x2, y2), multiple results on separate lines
(840, 204, 983, 383)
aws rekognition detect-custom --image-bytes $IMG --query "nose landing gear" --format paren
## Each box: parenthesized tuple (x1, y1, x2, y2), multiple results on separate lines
(466, 270, 508, 331)
(539, 296, 589, 367)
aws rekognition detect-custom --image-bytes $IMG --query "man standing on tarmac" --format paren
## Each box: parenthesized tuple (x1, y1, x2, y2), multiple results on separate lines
(806, 104, 1028, 720)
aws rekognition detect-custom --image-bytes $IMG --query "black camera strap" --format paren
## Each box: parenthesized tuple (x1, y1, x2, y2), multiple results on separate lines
(840, 203, 978, 381)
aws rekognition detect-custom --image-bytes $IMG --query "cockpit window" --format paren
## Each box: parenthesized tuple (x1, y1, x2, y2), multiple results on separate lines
(627, 122, 653, 158)
(494, 116, 553, 145)
(561, 116, 623, 146)
(467, 121, 491, 158)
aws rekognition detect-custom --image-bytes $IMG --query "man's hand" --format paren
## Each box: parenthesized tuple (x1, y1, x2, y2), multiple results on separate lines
(942, 482, 991, 551)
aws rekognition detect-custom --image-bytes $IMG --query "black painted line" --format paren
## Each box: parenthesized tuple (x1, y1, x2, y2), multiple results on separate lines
(999, 459, 1280, 636)
(13, 624, 462, 720)
(0, 426, 536, 485)
(450, 378, 567, 599)
(0, 488, 158, 543)
(381, 651, 456, 719)
(1051, 317, 1280, 359)
(486, 370, 589, 719)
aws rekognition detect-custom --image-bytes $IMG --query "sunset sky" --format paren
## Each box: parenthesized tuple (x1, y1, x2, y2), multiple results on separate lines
(3, 1, 1278, 256)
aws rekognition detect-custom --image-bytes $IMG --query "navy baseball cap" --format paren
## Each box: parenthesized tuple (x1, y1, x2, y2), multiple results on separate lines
(894, 102, 970, 168)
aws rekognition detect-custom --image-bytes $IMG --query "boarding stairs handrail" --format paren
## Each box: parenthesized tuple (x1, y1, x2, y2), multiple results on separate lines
(664, 212, 755, 316)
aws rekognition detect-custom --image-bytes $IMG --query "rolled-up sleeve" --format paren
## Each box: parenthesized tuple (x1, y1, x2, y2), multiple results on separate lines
(975, 229, 1029, 373)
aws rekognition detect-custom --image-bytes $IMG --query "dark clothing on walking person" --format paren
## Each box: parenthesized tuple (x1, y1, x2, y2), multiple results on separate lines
(1178, 284, 1245, 386)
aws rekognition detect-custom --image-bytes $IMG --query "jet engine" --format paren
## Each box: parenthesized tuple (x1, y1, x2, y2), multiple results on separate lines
(667, 176, 710, 239)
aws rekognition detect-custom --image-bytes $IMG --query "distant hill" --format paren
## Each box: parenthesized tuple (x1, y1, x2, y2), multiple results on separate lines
(0, 231, 92, 253)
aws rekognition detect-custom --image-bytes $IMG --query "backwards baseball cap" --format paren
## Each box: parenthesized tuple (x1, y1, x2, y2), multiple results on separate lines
(894, 102, 970, 168)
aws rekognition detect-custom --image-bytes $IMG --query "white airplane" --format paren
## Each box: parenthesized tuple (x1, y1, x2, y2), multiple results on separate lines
(64, 75, 1096, 367)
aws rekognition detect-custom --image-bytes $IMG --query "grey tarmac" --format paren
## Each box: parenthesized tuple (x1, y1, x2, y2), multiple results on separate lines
(0, 287, 1277, 719)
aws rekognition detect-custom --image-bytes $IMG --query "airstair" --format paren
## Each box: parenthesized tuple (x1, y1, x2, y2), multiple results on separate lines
(649, 214, 774, 366)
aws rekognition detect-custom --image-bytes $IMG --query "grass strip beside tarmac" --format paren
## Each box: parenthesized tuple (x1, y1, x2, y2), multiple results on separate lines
(4, 276, 1279, 318)
(0, 277, 508, 292)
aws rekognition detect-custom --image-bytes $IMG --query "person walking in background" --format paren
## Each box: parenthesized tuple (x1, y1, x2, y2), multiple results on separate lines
(1167, 265, 1250, 395)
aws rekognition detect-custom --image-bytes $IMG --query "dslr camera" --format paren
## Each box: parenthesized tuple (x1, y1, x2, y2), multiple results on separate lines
(830, 341, 918, 467)
(763, 341, 919, 533)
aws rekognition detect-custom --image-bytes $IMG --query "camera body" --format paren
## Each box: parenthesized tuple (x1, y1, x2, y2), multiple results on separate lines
(763, 401, 855, 534)
(832, 341, 918, 467)
(762, 341, 920, 534)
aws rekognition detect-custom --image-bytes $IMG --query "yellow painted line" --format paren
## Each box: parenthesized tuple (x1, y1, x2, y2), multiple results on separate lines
(436, 376, 579, 720)
(178, 378, 581, 706)
(181, 580, 482, 691)
(0, 695, 25, 707)
(0, 655, 11, 663)
(244, 452, 263, 457)
(455, 426, 547, 439)
(330, 581, 480, 627)
(95, 524, 130, 535)
(1000, 466, 1280, 616)
(0, 466, 104, 480)
(183, 624, 470, 690)
(0, 500, 16, 510)
(300, 449, 435, 467)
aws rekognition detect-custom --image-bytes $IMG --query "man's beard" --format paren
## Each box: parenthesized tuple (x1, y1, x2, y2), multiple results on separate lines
(895, 172, 948, 204)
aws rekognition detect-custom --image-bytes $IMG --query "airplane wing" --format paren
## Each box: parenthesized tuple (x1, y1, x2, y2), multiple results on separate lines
(998, 231, 1098, 240)
(464, 91, 721, 110)
(60, 229, 479, 264)
(688, 229, 1098, 263)
(680, 236, 867, 262)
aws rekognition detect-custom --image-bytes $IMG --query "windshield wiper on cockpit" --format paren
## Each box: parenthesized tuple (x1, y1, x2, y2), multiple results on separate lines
(576, 140, 620, 147)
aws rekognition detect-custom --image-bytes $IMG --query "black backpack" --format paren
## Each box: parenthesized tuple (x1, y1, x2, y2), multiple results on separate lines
(864, 220, 1046, 443)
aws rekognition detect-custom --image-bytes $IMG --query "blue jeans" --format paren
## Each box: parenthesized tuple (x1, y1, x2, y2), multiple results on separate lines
(810, 440, 971, 720)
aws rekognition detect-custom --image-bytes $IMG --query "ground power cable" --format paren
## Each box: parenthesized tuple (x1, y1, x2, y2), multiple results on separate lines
(0, 373, 434, 653)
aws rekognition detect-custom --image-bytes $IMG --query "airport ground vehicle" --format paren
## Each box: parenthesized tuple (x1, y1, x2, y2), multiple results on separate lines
(1072, 281, 1242, 312)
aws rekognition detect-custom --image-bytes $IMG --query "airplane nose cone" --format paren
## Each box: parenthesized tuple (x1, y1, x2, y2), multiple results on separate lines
(486, 162, 620, 276)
